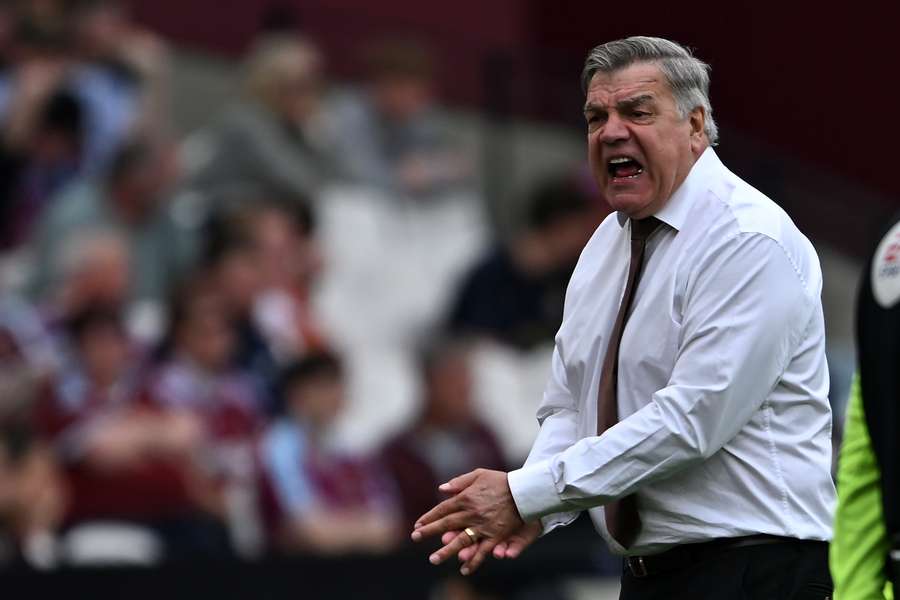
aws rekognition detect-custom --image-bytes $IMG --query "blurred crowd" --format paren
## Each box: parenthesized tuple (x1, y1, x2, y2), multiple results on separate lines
(0, 0, 606, 570)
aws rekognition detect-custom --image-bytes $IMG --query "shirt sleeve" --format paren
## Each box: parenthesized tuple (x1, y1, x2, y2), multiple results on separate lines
(510, 345, 582, 533)
(261, 426, 316, 519)
(831, 376, 893, 600)
(507, 232, 817, 520)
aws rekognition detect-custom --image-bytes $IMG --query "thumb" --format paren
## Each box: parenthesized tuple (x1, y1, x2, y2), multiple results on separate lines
(439, 469, 480, 493)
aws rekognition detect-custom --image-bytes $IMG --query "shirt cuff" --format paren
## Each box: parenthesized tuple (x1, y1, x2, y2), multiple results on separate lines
(540, 511, 580, 537)
(507, 458, 565, 522)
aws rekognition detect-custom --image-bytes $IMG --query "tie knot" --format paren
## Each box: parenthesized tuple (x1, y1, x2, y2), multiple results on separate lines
(630, 217, 661, 241)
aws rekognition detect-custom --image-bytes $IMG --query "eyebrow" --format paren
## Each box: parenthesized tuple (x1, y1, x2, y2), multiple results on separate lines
(583, 94, 656, 114)
(618, 94, 655, 110)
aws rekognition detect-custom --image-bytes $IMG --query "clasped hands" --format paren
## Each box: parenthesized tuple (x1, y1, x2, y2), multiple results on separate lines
(410, 468, 542, 575)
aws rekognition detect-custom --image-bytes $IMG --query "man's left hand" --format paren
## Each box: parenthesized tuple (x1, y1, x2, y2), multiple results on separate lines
(411, 468, 524, 572)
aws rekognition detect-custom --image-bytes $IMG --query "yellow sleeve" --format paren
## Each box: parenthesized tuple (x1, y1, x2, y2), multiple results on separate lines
(831, 376, 893, 600)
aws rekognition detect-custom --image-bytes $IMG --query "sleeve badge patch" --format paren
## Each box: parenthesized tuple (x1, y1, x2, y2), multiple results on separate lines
(872, 220, 900, 308)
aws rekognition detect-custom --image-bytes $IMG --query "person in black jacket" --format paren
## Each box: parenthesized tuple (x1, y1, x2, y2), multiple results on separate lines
(832, 214, 900, 598)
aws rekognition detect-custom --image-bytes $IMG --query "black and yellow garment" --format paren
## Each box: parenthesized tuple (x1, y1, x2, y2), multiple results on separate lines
(831, 217, 900, 599)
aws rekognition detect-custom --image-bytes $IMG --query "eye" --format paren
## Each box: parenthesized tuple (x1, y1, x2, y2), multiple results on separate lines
(586, 114, 606, 130)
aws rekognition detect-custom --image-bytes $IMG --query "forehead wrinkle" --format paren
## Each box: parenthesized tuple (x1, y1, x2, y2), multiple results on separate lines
(584, 92, 657, 114)
(585, 74, 663, 107)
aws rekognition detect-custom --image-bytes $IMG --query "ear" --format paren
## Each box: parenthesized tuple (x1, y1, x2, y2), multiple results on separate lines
(688, 107, 707, 152)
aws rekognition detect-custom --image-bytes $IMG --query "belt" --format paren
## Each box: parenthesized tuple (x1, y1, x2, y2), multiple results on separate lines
(624, 535, 821, 579)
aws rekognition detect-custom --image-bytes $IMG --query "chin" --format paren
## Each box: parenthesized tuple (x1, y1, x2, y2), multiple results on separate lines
(606, 195, 651, 218)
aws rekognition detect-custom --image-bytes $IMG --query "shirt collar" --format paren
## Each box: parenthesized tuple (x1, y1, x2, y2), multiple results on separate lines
(615, 146, 723, 231)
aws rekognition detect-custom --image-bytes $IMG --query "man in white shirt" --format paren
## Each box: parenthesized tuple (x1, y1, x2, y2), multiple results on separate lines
(411, 36, 835, 598)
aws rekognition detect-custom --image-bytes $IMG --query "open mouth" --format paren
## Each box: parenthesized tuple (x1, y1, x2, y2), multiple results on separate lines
(607, 156, 644, 180)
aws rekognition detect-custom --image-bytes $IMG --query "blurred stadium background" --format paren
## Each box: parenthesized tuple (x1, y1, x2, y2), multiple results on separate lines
(0, 1, 895, 598)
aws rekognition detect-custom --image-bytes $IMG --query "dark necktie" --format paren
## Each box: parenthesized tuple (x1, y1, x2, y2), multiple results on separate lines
(597, 216, 662, 548)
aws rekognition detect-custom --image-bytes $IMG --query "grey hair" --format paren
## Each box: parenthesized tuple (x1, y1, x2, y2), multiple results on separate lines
(54, 227, 129, 286)
(581, 36, 718, 145)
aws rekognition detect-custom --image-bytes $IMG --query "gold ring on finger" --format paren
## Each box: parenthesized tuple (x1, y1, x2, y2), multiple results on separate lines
(463, 527, 480, 544)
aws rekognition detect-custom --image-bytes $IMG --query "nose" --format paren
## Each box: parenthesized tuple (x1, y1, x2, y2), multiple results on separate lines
(598, 112, 630, 145)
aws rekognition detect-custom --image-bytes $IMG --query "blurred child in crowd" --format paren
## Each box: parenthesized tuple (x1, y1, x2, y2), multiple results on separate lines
(259, 352, 399, 555)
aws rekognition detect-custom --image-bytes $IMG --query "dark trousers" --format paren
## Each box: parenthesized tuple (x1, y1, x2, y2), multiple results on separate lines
(620, 539, 832, 600)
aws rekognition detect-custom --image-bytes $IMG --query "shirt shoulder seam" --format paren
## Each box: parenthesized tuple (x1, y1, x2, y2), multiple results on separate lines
(706, 185, 812, 295)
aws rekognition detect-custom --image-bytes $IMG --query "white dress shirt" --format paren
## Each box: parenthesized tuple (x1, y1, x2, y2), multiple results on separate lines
(507, 148, 836, 556)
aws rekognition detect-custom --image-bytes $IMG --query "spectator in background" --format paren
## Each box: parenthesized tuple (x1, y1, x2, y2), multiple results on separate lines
(0, 300, 63, 567)
(330, 38, 474, 198)
(0, 419, 63, 567)
(259, 353, 399, 555)
(34, 305, 223, 560)
(0, 11, 77, 249)
(27, 139, 192, 308)
(39, 229, 130, 336)
(203, 206, 281, 413)
(380, 337, 506, 533)
(447, 176, 598, 350)
(69, 0, 171, 143)
(0, 1, 156, 178)
(0, 7, 74, 155)
(0, 88, 83, 249)
(185, 35, 337, 206)
(0, 295, 58, 422)
(249, 198, 328, 363)
(145, 279, 264, 556)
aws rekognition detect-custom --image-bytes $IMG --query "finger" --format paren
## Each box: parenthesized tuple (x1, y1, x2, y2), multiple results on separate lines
(461, 539, 498, 576)
(492, 541, 508, 559)
(459, 539, 490, 569)
(428, 528, 476, 566)
(412, 513, 469, 542)
(458, 543, 477, 562)
(505, 536, 529, 558)
(442, 530, 461, 546)
(413, 495, 463, 532)
(438, 469, 481, 494)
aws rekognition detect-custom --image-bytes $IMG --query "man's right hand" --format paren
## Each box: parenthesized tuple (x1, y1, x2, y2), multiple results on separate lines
(441, 520, 542, 575)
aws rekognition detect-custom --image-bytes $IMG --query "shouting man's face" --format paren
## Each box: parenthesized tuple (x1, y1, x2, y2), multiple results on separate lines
(584, 62, 707, 219)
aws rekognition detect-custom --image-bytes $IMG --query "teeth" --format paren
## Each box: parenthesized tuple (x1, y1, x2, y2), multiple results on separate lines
(609, 157, 632, 164)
